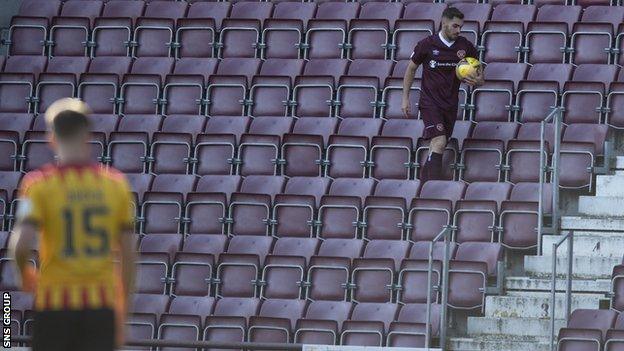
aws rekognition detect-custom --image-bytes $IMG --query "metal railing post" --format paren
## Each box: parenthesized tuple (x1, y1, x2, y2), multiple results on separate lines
(550, 239, 558, 351)
(538, 107, 559, 255)
(538, 119, 547, 255)
(566, 230, 574, 324)
(426, 227, 450, 348)
(425, 236, 435, 347)
(549, 230, 573, 351)
(552, 108, 563, 237)
(440, 226, 451, 349)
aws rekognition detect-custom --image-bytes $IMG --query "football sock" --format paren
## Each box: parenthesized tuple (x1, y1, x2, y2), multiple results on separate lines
(420, 158, 430, 183)
(427, 151, 443, 181)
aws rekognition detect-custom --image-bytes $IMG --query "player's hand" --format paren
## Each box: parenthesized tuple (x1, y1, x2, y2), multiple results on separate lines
(462, 71, 479, 86)
(21, 265, 38, 293)
(114, 285, 128, 349)
(401, 97, 410, 118)
(115, 301, 127, 348)
(463, 66, 484, 87)
(462, 69, 482, 87)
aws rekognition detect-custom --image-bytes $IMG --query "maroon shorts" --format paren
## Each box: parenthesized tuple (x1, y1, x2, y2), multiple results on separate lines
(420, 106, 458, 140)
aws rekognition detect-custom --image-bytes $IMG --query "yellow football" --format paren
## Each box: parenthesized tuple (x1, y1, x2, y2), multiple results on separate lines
(456, 57, 481, 80)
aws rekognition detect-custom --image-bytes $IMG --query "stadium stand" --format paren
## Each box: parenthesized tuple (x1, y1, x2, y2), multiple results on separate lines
(2, 0, 624, 350)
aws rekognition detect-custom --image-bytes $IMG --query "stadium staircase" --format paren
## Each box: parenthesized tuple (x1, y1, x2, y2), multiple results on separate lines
(448, 155, 624, 351)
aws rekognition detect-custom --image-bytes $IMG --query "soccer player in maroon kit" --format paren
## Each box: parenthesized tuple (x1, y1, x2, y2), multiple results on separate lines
(401, 7, 484, 182)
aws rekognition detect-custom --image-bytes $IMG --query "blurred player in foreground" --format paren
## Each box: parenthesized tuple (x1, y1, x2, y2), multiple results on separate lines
(402, 7, 484, 182)
(9, 98, 136, 351)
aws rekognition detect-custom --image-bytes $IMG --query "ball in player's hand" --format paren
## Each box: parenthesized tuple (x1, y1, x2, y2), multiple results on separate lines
(456, 57, 481, 80)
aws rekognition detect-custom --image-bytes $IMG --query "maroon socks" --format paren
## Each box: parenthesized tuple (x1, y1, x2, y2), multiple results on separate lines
(421, 152, 443, 182)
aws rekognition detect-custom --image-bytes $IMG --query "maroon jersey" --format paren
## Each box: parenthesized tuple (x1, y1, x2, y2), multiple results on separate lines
(411, 34, 478, 111)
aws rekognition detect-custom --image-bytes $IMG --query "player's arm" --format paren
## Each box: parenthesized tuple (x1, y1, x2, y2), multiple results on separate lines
(463, 42, 485, 87)
(9, 176, 42, 292)
(114, 179, 137, 348)
(402, 60, 419, 118)
(474, 65, 485, 86)
(113, 227, 135, 348)
(115, 177, 137, 306)
(118, 228, 136, 306)
(9, 221, 39, 292)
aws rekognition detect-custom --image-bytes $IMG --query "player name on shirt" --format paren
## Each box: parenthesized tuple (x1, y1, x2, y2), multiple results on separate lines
(67, 190, 104, 202)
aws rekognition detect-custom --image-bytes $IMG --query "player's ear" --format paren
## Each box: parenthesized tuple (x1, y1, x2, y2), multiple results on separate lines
(82, 129, 92, 144)
(47, 132, 58, 150)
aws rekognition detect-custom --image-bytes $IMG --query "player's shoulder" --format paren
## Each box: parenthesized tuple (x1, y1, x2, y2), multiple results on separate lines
(21, 164, 59, 190)
(99, 166, 130, 187)
(457, 35, 476, 47)
(418, 35, 436, 46)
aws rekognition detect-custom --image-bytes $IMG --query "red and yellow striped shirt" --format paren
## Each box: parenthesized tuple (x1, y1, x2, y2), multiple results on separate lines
(17, 163, 133, 311)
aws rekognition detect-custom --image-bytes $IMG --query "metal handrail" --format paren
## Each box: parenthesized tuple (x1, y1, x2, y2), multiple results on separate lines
(548, 228, 623, 351)
(549, 230, 574, 351)
(538, 107, 567, 351)
(429, 226, 452, 349)
(538, 107, 563, 255)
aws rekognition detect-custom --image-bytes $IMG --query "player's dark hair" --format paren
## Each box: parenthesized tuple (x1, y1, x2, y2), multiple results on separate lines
(45, 98, 92, 140)
(442, 7, 464, 20)
(51, 110, 90, 140)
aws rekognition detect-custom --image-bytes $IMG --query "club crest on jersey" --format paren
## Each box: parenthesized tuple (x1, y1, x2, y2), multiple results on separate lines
(436, 123, 445, 132)
(457, 50, 466, 59)
(432, 49, 439, 56)
(429, 60, 437, 68)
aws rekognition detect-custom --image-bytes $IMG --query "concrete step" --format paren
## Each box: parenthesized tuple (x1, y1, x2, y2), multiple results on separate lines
(542, 233, 624, 258)
(578, 196, 624, 217)
(615, 156, 624, 169)
(466, 316, 564, 338)
(596, 175, 624, 197)
(448, 337, 552, 351)
(485, 292, 601, 319)
(524, 255, 620, 279)
(561, 216, 624, 231)
(505, 276, 611, 293)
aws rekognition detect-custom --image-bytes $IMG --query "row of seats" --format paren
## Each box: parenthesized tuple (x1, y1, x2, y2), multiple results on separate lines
(13, 0, 624, 13)
(122, 178, 544, 244)
(0, 176, 548, 248)
(107, 177, 547, 247)
(611, 263, 624, 313)
(7, 1, 624, 64)
(0, 117, 606, 189)
(6, 290, 443, 349)
(14, 0, 621, 27)
(8, 1, 448, 59)
(557, 309, 624, 351)
(3, 56, 624, 127)
(128, 237, 502, 305)
(2, 236, 501, 344)
(478, 18, 624, 65)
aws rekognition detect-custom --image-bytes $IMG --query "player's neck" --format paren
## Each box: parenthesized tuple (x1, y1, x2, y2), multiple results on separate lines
(438, 31, 455, 47)
(57, 146, 90, 165)
(58, 155, 90, 166)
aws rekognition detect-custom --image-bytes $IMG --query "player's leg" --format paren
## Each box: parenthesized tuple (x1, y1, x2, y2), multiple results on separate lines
(32, 310, 74, 351)
(420, 106, 448, 182)
(435, 108, 458, 179)
(74, 308, 115, 351)
(426, 135, 447, 181)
